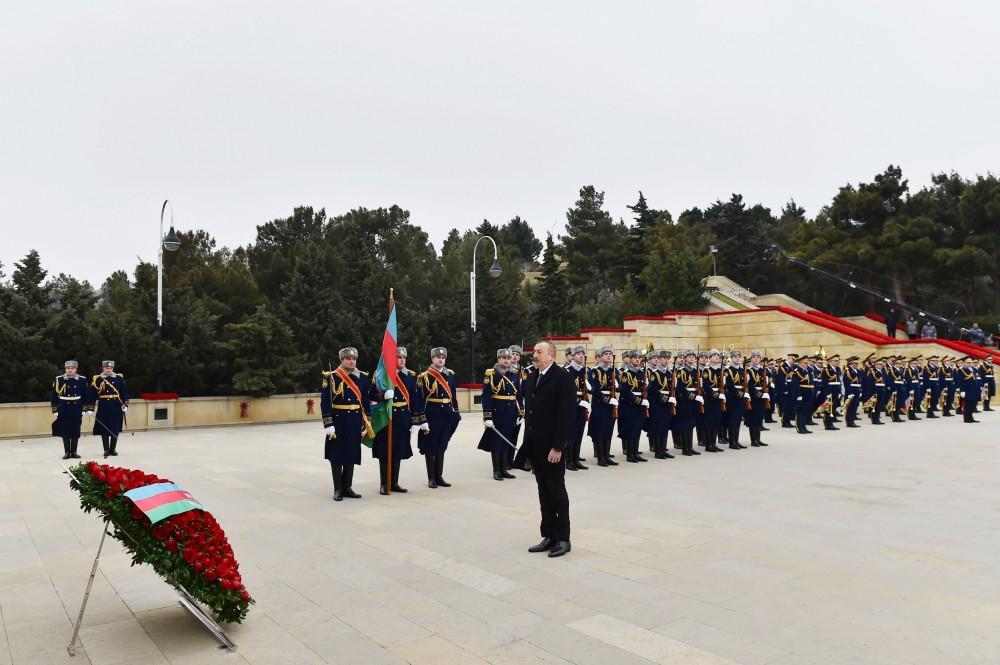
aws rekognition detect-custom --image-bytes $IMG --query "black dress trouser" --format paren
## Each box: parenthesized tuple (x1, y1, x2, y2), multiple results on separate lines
(531, 451, 570, 542)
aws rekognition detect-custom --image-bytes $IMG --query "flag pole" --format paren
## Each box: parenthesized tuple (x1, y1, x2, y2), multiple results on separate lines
(387, 288, 395, 495)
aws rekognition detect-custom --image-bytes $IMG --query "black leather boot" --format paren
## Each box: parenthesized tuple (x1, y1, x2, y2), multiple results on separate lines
(331, 464, 343, 501)
(575, 440, 588, 469)
(62, 438, 72, 460)
(342, 465, 361, 498)
(492, 452, 504, 481)
(101, 435, 110, 456)
(634, 439, 647, 461)
(379, 458, 390, 495)
(426, 456, 437, 488)
(391, 460, 407, 493)
(435, 454, 451, 487)
(109, 436, 118, 456)
(604, 439, 618, 465)
(70, 438, 81, 458)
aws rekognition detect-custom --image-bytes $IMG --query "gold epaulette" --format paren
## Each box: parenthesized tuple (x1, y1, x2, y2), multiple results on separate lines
(485, 368, 494, 377)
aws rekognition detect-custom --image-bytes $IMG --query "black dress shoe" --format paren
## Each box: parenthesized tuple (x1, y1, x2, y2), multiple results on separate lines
(689, 449, 701, 455)
(627, 455, 640, 463)
(62, 453, 71, 460)
(682, 450, 694, 456)
(847, 423, 860, 428)
(427, 479, 438, 488)
(71, 453, 81, 459)
(391, 485, 408, 493)
(798, 429, 813, 434)
(664, 451, 675, 458)
(597, 459, 609, 467)
(750, 442, 760, 447)
(761, 426, 770, 431)
(436, 478, 452, 487)
(635, 454, 647, 462)
(758, 441, 768, 446)
(825, 425, 839, 431)
(501, 470, 516, 479)
(528, 538, 554, 553)
(576, 461, 588, 469)
(566, 462, 579, 471)
(493, 472, 504, 481)
(548, 541, 571, 558)
(606, 458, 619, 466)
(334, 490, 343, 501)
(343, 488, 362, 499)
(379, 486, 389, 495)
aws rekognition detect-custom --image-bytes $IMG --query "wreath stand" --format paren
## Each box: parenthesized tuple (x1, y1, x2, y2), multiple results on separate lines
(62, 466, 237, 657)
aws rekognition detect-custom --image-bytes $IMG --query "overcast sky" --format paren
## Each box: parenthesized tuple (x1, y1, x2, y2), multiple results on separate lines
(2, 1, 998, 286)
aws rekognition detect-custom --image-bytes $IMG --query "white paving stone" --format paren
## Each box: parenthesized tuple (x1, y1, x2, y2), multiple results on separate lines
(0, 411, 998, 664)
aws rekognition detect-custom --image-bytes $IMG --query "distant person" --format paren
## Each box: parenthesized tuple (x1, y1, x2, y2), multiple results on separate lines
(968, 322, 985, 345)
(920, 321, 938, 339)
(885, 308, 898, 339)
(905, 315, 919, 339)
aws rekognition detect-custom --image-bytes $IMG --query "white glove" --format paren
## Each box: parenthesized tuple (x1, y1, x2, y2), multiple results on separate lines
(122, 405, 128, 412)
(640, 399, 650, 407)
(719, 395, 727, 401)
(668, 396, 677, 405)
(762, 393, 770, 400)
(960, 391, 965, 398)
(516, 417, 523, 426)
(384, 389, 395, 400)
(420, 423, 430, 432)
(410, 425, 420, 434)
(694, 395, 704, 404)
(484, 419, 495, 428)
(608, 398, 619, 407)
(797, 396, 803, 402)
(579, 400, 591, 410)
(83, 411, 94, 418)
(324, 425, 336, 436)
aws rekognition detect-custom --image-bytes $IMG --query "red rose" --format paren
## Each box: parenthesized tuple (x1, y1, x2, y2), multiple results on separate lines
(192, 560, 205, 572)
(240, 591, 250, 602)
(203, 569, 217, 582)
(165, 539, 178, 552)
(183, 548, 198, 563)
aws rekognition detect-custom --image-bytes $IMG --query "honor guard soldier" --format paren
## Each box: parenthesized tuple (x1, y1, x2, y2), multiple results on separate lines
(843, 356, 863, 427)
(723, 350, 747, 449)
(416, 347, 461, 487)
(699, 350, 725, 452)
(981, 360, 995, 411)
(566, 345, 591, 470)
(923, 356, 942, 418)
(672, 350, 702, 456)
(322, 347, 377, 501)
(508, 345, 530, 470)
(777, 353, 795, 428)
(646, 350, 675, 459)
(957, 357, 981, 423)
(587, 346, 619, 466)
(941, 357, 957, 416)
(906, 357, 923, 420)
(51, 360, 93, 459)
(616, 351, 647, 463)
(819, 356, 840, 431)
(763, 358, 777, 424)
(563, 346, 573, 368)
(870, 358, 888, 424)
(91, 361, 129, 456)
(828, 355, 844, 423)
(789, 355, 815, 434)
(479, 348, 519, 481)
(373, 347, 420, 496)
(744, 351, 769, 446)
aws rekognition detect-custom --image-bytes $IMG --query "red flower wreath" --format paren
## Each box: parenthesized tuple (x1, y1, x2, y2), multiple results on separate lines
(68, 462, 253, 623)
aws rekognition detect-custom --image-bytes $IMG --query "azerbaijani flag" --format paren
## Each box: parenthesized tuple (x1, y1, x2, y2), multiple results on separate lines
(124, 482, 204, 524)
(365, 297, 398, 447)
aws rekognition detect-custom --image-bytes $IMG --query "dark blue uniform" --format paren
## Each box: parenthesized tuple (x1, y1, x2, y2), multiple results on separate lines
(981, 362, 995, 411)
(321, 369, 376, 466)
(646, 366, 673, 458)
(587, 364, 617, 465)
(617, 366, 645, 461)
(958, 364, 981, 422)
(942, 363, 957, 416)
(843, 365, 863, 426)
(372, 368, 419, 462)
(701, 366, 724, 451)
(776, 360, 794, 427)
(744, 364, 768, 446)
(671, 365, 701, 456)
(415, 366, 461, 487)
(723, 365, 747, 448)
(479, 366, 519, 479)
(923, 362, 942, 417)
(91, 372, 129, 456)
(51, 372, 93, 458)
(567, 363, 590, 469)
(788, 365, 815, 434)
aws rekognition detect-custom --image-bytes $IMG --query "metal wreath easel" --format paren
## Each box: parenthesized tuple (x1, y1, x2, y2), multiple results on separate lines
(62, 465, 237, 657)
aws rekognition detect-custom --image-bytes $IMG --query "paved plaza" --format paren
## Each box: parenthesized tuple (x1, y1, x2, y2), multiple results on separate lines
(1, 412, 999, 665)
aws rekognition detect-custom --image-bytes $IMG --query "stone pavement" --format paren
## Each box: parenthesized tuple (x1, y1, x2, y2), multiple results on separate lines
(1, 411, 999, 665)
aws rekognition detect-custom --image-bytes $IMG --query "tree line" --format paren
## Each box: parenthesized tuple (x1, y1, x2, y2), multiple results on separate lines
(1, 165, 997, 402)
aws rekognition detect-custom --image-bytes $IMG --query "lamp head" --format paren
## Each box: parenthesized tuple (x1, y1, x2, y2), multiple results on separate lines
(488, 259, 502, 278)
(163, 226, 182, 252)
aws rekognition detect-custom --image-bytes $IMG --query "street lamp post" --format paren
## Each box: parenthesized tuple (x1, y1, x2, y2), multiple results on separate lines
(157, 200, 182, 391)
(709, 245, 718, 276)
(470, 235, 502, 383)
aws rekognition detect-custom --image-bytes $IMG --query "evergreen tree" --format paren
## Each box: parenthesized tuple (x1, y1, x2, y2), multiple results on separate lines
(561, 186, 627, 297)
(535, 234, 569, 334)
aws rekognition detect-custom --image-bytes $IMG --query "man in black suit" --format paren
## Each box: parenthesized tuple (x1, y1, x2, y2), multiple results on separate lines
(513, 341, 576, 558)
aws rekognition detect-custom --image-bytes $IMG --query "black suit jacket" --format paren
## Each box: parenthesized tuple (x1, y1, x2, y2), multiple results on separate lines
(514, 363, 576, 464)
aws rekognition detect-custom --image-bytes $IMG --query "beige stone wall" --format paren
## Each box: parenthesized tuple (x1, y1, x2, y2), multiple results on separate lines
(1, 389, 481, 439)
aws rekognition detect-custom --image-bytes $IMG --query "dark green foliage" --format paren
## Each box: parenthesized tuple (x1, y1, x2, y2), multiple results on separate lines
(2, 166, 997, 402)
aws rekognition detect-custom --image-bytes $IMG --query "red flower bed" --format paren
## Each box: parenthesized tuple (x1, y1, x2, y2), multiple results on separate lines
(68, 462, 253, 623)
